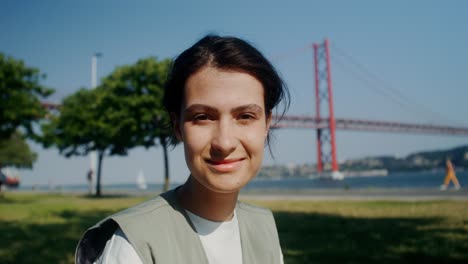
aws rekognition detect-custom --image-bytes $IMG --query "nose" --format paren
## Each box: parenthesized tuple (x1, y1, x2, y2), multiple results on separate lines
(210, 119, 237, 157)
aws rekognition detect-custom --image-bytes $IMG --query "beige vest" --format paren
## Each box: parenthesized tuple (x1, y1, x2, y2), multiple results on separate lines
(76, 189, 282, 264)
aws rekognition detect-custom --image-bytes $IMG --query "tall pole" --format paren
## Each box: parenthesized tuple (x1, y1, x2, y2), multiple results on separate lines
(90, 53, 102, 194)
(313, 44, 323, 173)
(324, 39, 339, 172)
(91, 52, 102, 88)
(313, 39, 342, 179)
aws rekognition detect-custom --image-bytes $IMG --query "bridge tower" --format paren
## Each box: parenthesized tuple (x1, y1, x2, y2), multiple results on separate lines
(313, 39, 340, 177)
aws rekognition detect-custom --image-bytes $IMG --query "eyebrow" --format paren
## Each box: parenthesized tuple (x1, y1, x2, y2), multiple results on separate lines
(183, 104, 264, 115)
(231, 104, 263, 115)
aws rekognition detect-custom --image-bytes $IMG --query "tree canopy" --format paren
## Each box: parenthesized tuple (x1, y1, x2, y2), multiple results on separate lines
(41, 87, 116, 196)
(100, 57, 173, 148)
(100, 57, 174, 191)
(0, 53, 54, 140)
(41, 88, 111, 156)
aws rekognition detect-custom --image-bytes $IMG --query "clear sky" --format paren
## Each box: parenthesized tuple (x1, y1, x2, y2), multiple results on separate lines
(1, 0, 467, 186)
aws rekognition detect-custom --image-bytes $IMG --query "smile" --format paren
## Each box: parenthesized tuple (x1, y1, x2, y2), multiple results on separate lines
(205, 158, 245, 173)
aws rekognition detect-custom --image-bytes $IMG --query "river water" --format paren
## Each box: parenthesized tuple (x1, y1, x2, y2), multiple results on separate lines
(244, 170, 467, 191)
(16, 170, 467, 194)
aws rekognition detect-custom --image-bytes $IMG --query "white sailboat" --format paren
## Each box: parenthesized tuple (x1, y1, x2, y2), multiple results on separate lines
(136, 170, 147, 190)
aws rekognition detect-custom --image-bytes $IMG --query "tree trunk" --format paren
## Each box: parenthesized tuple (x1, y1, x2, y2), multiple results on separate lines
(96, 151, 104, 197)
(0, 165, 4, 194)
(162, 137, 170, 192)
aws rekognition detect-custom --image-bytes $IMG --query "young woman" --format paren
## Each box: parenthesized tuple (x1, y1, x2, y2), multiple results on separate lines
(76, 35, 289, 264)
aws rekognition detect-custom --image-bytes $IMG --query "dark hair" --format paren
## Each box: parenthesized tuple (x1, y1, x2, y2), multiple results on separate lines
(163, 34, 290, 147)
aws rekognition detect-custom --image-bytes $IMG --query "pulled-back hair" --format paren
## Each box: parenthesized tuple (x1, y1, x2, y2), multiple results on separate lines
(163, 34, 290, 147)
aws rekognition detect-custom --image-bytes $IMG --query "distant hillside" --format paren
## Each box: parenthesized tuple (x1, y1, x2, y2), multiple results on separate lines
(258, 145, 468, 179)
(341, 145, 468, 172)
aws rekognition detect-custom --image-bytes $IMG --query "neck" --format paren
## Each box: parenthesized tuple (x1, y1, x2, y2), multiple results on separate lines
(177, 176, 239, 222)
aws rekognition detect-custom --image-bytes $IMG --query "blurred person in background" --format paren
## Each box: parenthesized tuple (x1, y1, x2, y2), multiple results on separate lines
(440, 159, 461, 191)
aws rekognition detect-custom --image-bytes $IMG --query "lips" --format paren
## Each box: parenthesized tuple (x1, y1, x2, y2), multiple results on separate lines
(205, 158, 245, 173)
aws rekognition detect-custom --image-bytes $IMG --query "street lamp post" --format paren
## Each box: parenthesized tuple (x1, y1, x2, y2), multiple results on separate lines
(89, 52, 102, 195)
(91, 52, 102, 89)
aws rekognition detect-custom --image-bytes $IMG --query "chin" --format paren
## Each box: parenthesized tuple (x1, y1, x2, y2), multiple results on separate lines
(202, 172, 253, 194)
(206, 181, 246, 194)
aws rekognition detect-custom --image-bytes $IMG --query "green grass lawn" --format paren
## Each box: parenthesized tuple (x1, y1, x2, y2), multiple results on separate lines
(1, 193, 467, 264)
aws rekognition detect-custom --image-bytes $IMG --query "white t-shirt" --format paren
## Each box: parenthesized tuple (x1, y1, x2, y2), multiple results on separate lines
(185, 210, 243, 264)
(95, 210, 283, 264)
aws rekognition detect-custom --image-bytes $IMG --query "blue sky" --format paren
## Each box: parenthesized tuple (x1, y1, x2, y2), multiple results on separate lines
(1, 0, 467, 186)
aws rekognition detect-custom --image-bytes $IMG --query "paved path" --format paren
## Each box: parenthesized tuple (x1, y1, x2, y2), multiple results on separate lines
(240, 188, 468, 201)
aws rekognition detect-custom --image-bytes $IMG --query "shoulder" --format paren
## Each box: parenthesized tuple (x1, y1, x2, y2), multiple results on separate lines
(76, 189, 182, 264)
(236, 201, 277, 228)
(112, 192, 174, 219)
(110, 189, 182, 228)
(236, 200, 273, 216)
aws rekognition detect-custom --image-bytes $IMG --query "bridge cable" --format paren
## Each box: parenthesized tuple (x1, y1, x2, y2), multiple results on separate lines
(330, 52, 437, 123)
(330, 43, 462, 126)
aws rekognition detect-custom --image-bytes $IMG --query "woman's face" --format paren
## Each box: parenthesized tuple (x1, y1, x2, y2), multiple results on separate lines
(175, 66, 271, 194)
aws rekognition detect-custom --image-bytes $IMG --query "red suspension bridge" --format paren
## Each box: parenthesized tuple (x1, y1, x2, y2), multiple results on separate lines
(271, 39, 468, 178)
(42, 39, 468, 178)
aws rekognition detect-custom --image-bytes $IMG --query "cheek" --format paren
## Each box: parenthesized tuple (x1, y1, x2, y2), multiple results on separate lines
(243, 126, 268, 156)
(182, 126, 209, 157)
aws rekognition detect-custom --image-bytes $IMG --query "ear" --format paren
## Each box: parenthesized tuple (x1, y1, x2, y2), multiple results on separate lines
(265, 111, 272, 137)
(170, 113, 183, 141)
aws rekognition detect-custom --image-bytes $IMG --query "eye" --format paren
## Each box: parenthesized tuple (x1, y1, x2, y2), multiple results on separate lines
(239, 113, 256, 120)
(192, 113, 210, 121)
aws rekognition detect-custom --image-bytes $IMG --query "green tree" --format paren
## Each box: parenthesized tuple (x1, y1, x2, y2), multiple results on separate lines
(100, 57, 174, 191)
(41, 88, 122, 196)
(0, 53, 54, 140)
(42, 57, 173, 196)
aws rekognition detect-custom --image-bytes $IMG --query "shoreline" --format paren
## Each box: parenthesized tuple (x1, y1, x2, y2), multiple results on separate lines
(6, 187, 467, 201)
(240, 187, 468, 201)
